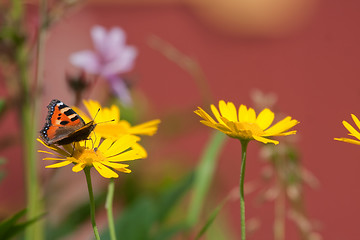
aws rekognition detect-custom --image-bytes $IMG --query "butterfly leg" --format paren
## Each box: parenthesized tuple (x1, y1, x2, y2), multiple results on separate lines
(71, 143, 75, 156)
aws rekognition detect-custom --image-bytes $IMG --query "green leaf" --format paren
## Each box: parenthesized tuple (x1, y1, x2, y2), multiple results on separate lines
(0, 157, 6, 182)
(0, 209, 44, 240)
(195, 196, 230, 240)
(101, 173, 194, 240)
(0, 100, 5, 115)
(156, 172, 194, 223)
(45, 193, 106, 240)
(101, 197, 157, 240)
(152, 223, 188, 240)
(187, 131, 227, 227)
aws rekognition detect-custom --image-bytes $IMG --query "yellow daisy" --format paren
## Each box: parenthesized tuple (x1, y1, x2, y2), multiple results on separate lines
(37, 134, 146, 178)
(73, 100, 161, 141)
(334, 114, 360, 145)
(195, 100, 299, 144)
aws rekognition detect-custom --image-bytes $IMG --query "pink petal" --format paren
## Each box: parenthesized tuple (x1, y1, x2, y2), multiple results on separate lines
(108, 76, 132, 105)
(91, 25, 107, 57)
(101, 46, 137, 76)
(104, 27, 126, 60)
(69, 50, 101, 74)
(92, 26, 126, 61)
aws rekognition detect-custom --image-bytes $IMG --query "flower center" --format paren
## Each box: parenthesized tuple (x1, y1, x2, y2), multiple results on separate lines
(72, 147, 107, 166)
(239, 122, 264, 136)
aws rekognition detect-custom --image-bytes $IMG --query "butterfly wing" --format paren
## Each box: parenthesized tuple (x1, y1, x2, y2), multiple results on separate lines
(56, 121, 96, 145)
(40, 99, 86, 145)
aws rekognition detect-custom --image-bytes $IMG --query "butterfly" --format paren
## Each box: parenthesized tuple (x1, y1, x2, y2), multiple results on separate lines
(40, 99, 96, 145)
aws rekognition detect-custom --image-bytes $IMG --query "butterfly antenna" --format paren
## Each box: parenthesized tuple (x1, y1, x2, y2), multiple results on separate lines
(96, 119, 115, 125)
(92, 108, 101, 121)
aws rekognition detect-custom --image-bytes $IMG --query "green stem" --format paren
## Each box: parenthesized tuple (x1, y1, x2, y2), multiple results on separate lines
(105, 178, 117, 240)
(14, 16, 43, 240)
(239, 140, 249, 240)
(84, 167, 101, 240)
(22, 100, 40, 240)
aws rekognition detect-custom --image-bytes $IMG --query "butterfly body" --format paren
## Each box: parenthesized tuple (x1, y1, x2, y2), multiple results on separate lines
(40, 99, 96, 145)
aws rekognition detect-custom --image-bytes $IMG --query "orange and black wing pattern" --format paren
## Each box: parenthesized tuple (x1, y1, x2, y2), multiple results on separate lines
(40, 99, 95, 145)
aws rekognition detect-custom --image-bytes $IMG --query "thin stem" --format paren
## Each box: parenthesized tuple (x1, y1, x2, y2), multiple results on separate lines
(239, 140, 249, 240)
(12, 9, 43, 240)
(84, 167, 101, 240)
(105, 178, 117, 240)
(274, 187, 285, 240)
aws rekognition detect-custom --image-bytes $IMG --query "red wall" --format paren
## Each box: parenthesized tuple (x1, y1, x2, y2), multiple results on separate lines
(2, 1, 360, 239)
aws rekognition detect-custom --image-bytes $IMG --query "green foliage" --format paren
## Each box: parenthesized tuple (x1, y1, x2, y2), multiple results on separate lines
(45, 193, 106, 240)
(101, 172, 194, 240)
(187, 131, 227, 227)
(0, 158, 6, 182)
(156, 172, 194, 223)
(0, 99, 5, 115)
(195, 197, 230, 239)
(0, 209, 44, 240)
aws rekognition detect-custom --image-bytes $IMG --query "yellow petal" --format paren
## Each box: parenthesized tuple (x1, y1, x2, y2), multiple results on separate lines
(334, 137, 360, 145)
(37, 138, 71, 157)
(104, 135, 140, 157)
(129, 119, 161, 136)
(199, 120, 219, 130)
(264, 117, 299, 136)
(72, 163, 86, 172)
(211, 104, 226, 125)
(108, 149, 144, 162)
(253, 135, 279, 145)
(45, 161, 72, 168)
(195, 107, 216, 124)
(103, 104, 120, 122)
(101, 161, 129, 170)
(38, 150, 64, 158)
(132, 143, 147, 158)
(214, 123, 233, 133)
(342, 120, 360, 141)
(218, 101, 238, 122)
(238, 105, 248, 122)
(273, 130, 297, 136)
(221, 117, 239, 133)
(97, 139, 114, 153)
(43, 157, 67, 161)
(256, 108, 274, 130)
(247, 108, 256, 123)
(116, 167, 131, 173)
(351, 114, 360, 131)
(83, 99, 102, 121)
(95, 124, 128, 140)
(93, 162, 119, 178)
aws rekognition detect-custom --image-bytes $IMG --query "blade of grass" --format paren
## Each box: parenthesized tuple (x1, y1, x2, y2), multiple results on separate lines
(157, 172, 194, 223)
(0, 209, 45, 240)
(195, 195, 231, 239)
(186, 130, 227, 227)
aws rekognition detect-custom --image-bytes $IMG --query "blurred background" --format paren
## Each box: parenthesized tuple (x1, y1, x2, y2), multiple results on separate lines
(1, 0, 360, 239)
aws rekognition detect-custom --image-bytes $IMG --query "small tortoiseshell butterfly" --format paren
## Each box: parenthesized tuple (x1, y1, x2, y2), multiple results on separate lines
(40, 99, 96, 145)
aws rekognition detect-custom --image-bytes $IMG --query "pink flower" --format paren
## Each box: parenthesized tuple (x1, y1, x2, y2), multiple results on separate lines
(70, 25, 137, 105)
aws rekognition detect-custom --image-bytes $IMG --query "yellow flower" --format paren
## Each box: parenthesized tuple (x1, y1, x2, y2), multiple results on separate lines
(73, 100, 160, 141)
(195, 100, 299, 145)
(37, 134, 146, 178)
(334, 114, 360, 145)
